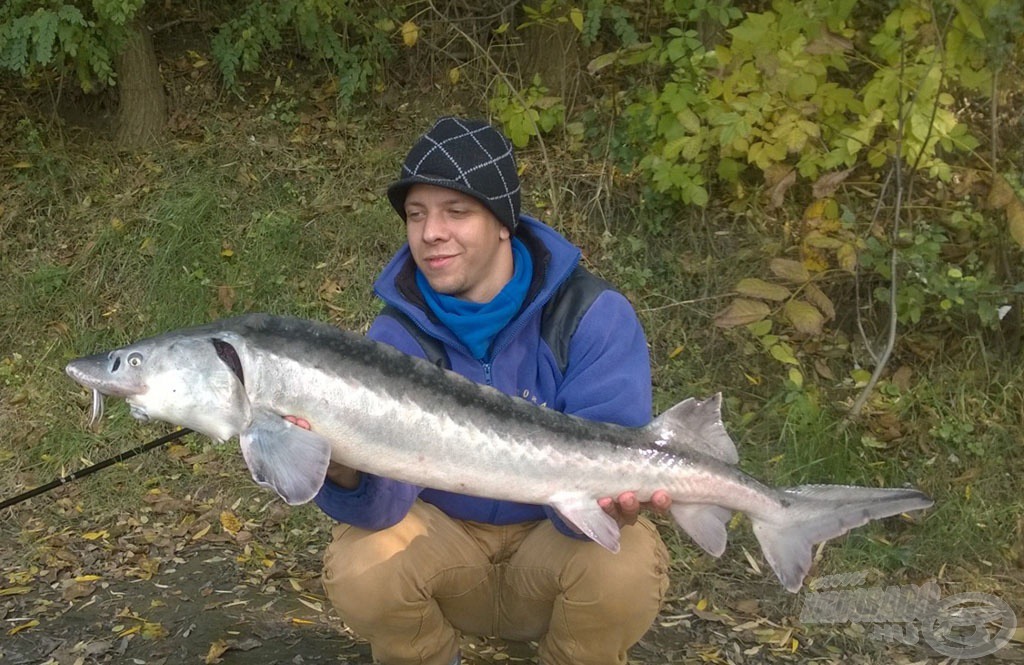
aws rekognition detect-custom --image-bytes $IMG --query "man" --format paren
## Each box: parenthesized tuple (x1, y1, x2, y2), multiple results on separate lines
(310, 117, 672, 665)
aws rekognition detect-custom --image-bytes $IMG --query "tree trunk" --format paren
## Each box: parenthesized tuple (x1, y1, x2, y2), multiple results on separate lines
(519, 20, 583, 112)
(114, 20, 167, 149)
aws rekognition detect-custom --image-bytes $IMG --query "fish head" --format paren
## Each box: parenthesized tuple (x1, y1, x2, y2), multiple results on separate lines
(66, 332, 252, 442)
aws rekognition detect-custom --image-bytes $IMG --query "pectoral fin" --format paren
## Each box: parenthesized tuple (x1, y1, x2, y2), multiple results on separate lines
(550, 492, 622, 552)
(239, 410, 331, 505)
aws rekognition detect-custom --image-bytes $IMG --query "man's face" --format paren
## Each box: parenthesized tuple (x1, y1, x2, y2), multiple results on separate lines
(404, 184, 513, 303)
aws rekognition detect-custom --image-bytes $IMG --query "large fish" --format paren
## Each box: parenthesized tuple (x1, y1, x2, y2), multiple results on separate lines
(65, 313, 932, 592)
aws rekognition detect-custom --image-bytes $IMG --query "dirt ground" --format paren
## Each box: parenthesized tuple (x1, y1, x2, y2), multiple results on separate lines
(5, 533, 1020, 665)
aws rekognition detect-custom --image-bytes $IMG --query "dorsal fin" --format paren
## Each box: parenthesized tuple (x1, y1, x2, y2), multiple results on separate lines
(646, 393, 738, 464)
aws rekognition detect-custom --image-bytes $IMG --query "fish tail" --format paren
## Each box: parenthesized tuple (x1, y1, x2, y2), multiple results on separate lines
(751, 485, 933, 593)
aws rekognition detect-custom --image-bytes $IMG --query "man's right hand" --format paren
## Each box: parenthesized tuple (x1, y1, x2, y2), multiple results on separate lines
(283, 415, 362, 489)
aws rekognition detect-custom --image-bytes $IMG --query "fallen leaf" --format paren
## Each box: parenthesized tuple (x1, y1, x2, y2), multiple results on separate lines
(735, 278, 791, 301)
(811, 168, 853, 199)
(769, 258, 810, 283)
(765, 165, 797, 209)
(784, 299, 825, 335)
(220, 510, 242, 535)
(217, 285, 235, 312)
(8, 619, 38, 635)
(713, 299, 771, 328)
(803, 283, 835, 320)
(205, 639, 229, 664)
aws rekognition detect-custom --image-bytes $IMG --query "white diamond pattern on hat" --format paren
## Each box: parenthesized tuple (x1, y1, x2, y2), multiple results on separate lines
(396, 117, 521, 231)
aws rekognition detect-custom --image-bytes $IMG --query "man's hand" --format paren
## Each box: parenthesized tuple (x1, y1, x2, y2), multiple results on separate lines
(598, 490, 672, 527)
(283, 416, 361, 489)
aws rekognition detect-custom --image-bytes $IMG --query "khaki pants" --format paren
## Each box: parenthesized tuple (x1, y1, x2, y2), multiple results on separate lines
(322, 501, 670, 665)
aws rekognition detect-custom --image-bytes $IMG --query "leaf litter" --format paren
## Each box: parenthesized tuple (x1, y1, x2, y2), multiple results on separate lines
(4, 477, 1009, 665)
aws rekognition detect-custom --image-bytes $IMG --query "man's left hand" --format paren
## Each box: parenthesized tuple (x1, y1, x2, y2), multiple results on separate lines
(598, 490, 672, 527)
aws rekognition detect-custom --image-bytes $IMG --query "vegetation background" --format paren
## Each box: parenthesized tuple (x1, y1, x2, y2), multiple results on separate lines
(1, 0, 1023, 662)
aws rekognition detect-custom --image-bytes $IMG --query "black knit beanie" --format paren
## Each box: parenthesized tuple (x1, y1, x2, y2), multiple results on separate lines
(387, 117, 522, 233)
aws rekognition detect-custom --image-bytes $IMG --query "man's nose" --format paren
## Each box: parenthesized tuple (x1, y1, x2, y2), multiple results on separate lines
(420, 211, 448, 241)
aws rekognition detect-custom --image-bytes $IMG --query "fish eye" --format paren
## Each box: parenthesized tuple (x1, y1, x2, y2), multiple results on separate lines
(127, 352, 143, 367)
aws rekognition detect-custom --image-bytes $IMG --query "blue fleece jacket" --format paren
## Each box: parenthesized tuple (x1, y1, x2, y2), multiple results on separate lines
(313, 215, 652, 537)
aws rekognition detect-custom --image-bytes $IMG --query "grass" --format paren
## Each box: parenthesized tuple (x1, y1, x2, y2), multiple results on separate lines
(1, 68, 1022, 614)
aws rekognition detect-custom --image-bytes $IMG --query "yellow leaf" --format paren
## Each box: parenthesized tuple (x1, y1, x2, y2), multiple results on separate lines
(836, 242, 858, 272)
(8, 619, 38, 635)
(220, 510, 242, 535)
(788, 367, 804, 387)
(191, 523, 212, 541)
(696, 598, 709, 611)
(735, 277, 791, 301)
(12, 161, 31, 169)
(220, 248, 234, 258)
(668, 345, 685, 359)
(769, 258, 810, 283)
(802, 230, 843, 249)
(205, 639, 229, 664)
(569, 7, 584, 32)
(851, 368, 872, 387)
(448, 67, 461, 85)
(769, 342, 799, 365)
(141, 621, 167, 639)
(783, 299, 825, 336)
(803, 198, 829, 222)
(0, 586, 32, 596)
(1007, 197, 1024, 249)
(493, 22, 510, 35)
(82, 530, 109, 541)
(291, 617, 315, 625)
(401, 20, 419, 47)
(74, 574, 103, 582)
(110, 216, 124, 231)
(713, 298, 771, 328)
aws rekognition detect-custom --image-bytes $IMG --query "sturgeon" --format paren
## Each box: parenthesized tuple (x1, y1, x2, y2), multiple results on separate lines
(65, 313, 932, 592)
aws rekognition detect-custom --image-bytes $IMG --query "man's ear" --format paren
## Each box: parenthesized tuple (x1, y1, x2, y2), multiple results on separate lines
(499, 226, 511, 241)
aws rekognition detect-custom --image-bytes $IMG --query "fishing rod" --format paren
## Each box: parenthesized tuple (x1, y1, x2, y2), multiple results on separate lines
(0, 428, 193, 510)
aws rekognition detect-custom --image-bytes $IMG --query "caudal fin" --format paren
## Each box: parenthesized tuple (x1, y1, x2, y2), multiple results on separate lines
(751, 485, 933, 593)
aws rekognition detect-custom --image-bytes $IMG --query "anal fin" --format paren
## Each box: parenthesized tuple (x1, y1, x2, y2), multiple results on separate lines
(550, 492, 622, 552)
(669, 503, 731, 557)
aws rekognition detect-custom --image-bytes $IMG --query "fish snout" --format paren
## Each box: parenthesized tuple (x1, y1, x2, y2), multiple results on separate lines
(65, 352, 145, 398)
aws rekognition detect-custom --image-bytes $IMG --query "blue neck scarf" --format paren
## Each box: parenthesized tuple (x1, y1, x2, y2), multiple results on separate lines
(415, 238, 533, 361)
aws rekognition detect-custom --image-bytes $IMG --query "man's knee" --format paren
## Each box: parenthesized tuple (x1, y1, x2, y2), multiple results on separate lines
(564, 519, 670, 606)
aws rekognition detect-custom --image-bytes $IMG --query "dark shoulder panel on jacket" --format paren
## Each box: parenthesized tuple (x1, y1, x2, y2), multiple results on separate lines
(377, 305, 452, 369)
(541, 265, 617, 375)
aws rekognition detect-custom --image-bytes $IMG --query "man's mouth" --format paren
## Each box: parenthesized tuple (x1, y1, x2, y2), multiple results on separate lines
(424, 254, 456, 269)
